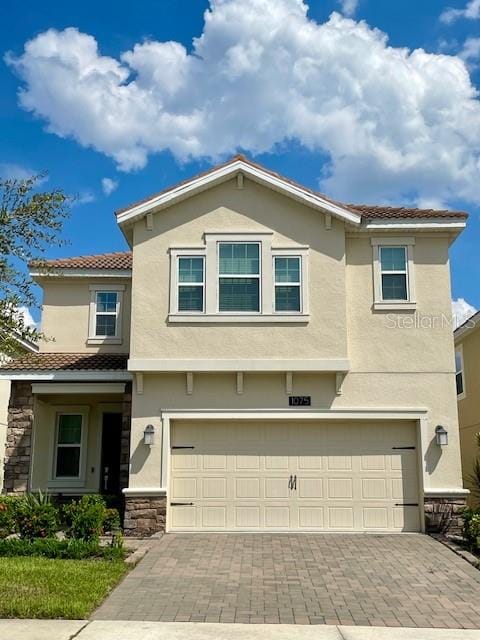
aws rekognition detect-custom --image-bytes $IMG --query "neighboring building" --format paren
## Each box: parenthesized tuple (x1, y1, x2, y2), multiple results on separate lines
(0, 334, 38, 491)
(454, 312, 480, 505)
(0, 156, 469, 535)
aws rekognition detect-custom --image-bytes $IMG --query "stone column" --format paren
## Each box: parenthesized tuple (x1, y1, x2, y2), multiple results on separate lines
(123, 494, 167, 537)
(3, 381, 34, 494)
(424, 496, 467, 536)
(119, 383, 132, 491)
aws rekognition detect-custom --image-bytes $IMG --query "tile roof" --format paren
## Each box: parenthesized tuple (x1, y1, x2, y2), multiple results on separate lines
(0, 352, 128, 371)
(115, 154, 468, 221)
(29, 252, 132, 270)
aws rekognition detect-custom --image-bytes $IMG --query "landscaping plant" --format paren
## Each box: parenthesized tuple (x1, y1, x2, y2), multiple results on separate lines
(16, 491, 58, 540)
(61, 494, 107, 542)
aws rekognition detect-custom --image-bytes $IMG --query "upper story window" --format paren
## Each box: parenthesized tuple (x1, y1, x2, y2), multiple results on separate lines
(371, 238, 416, 311)
(169, 233, 309, 323)
(218, 243, 260, 312)
(274, 256, 301, 312)
(178, 257, 205, 312)
(88, 284, 124, 344)
(456, 346, 465, 399)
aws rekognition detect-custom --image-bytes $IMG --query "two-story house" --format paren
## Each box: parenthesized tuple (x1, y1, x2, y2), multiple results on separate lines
(0, 156, 469, 535)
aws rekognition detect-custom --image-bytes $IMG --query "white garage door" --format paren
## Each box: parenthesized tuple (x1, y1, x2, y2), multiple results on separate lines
(169, 420, 420, 532)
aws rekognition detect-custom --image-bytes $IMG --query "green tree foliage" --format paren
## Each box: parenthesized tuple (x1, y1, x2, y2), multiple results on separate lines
(0, 173, 70, 355)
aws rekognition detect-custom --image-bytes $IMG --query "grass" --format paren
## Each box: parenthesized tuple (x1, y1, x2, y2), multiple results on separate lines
(0, 556, 128, 618)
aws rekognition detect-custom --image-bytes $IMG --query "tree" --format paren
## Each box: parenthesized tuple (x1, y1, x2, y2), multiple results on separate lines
(0, 173, 70, 356)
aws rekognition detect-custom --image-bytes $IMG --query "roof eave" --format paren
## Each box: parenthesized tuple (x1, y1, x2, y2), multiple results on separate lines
(115, 159, 362, 228)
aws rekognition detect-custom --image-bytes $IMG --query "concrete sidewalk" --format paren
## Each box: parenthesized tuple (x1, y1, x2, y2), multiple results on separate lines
(2, 620, 480, 640)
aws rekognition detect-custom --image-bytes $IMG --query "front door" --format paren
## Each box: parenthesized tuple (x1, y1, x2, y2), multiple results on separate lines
(100, 412, 122, 496)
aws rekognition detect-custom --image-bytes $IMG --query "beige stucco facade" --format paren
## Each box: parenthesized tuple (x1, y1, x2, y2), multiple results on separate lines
(455, 319, 480, 505)
(1, 158, 468, 533)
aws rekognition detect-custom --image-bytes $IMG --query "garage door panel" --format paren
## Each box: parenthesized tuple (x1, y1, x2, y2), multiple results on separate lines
(169, 420, 420, 532)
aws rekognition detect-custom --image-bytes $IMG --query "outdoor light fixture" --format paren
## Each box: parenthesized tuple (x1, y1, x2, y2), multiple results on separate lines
(435, 425, 448, 447)
(144, 424, 155, 447)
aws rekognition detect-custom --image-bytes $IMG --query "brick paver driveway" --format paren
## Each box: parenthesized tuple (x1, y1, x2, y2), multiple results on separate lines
(94, 534, 480, 628)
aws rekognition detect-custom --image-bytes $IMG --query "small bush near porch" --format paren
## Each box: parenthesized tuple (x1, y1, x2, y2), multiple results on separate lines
(0, 556, 127, 618)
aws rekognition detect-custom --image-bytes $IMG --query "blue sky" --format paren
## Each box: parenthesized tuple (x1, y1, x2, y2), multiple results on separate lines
(1, 0, 480, 322)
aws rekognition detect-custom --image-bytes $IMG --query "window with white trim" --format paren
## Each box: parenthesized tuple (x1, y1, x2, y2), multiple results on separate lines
(379, 246, 408, 301)
(456, 347, 465, 398)
(371, 238, 415, 309)
(88, 285, 124, 343)
(178, 256, 205, 312)
(54, 413, 83, 478)
(274, 256, 301, 312)
(218, 242, 260, 312)
(168, 233, 309, 322)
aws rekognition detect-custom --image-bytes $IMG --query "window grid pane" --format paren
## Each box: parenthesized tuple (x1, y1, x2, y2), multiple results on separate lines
(179, 285, 204, 311)
(275, 286, 300, 312)
(95, 314, 117, 336)
(380, 247, 406, 272)
(219, 278, 259, 312)
(56, 447, 81, 477)
(219, 243, 260, 275)
(58, 415, 82, 444)
(381, 274, 408, 300)
(96, 292, 118, 313)
(179, 257, 204, 283)
(275, 257, 300, 283)
(456, 372, 464, 395)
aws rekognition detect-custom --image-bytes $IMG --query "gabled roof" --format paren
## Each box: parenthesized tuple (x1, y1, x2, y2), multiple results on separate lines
(115, 155, 468, 230)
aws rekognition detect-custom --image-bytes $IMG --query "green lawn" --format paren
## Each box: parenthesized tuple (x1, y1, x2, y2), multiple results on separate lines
(0, 556, 128, 618)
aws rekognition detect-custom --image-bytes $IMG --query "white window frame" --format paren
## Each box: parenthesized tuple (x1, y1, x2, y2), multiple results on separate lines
(272, 249, 308, 315)
(88, 284, 124, 344)
(168, 232, 310, 323)
(217, 240, 262, 314)
(48, 406, 89, 489)
(456, 344, 466, 401)
(371, 237, 416, 311)
(176, 255, 206, 314)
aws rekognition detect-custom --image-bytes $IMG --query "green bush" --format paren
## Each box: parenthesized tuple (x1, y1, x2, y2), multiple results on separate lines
(16, 492, 58, 541)
(62, 495, 107, 542)
(0, 537, 125, 560)
(0, 497, 21, 538)
(103, 508, 121, 534)
(463, 507, 480, 552)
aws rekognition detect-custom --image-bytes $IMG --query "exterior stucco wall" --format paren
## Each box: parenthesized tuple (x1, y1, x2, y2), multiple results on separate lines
(128, 370, 462, 494)
(130, 178, 348, 360)
(30, 393, 123, 494)
(38, 278, 131, 353)
(456, 327, 480, 503)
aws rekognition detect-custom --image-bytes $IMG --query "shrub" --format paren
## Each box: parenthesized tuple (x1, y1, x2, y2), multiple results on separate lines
(463, 507, 480, 552)
(16, 491, 58, 541)
(0, 497, 21, 538)
(103, 508, 121, 534)
(0, 537, 124, 560)
(62, 495, 107, 542)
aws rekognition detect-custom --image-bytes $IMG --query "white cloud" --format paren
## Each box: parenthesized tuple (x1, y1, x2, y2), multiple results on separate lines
(452, 298, 477, 329)
(16, 306, 37, 329)
(101, 177, 118, 196)
(75, 190, 95, 205)
(338, 0, 358, 17)
(0, 163, 47, 183)
(440, 0, 480, 23)
(6, 0, 480, 204)
(459, 37, 480, 65)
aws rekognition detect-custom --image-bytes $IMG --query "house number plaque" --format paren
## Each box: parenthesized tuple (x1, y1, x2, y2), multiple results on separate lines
(288, 396, 311, 407)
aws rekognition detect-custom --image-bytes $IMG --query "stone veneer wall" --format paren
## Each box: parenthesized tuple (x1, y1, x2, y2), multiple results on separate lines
(120, 383, 132, 491)
(123, 495, 167, 536)
(424, 496, 467, 536)
(3, 381, 33, 494)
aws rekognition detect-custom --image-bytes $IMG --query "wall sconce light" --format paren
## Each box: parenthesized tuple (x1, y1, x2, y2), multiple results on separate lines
(144, 424, 155, 447)
(435, 425, 448, 447)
